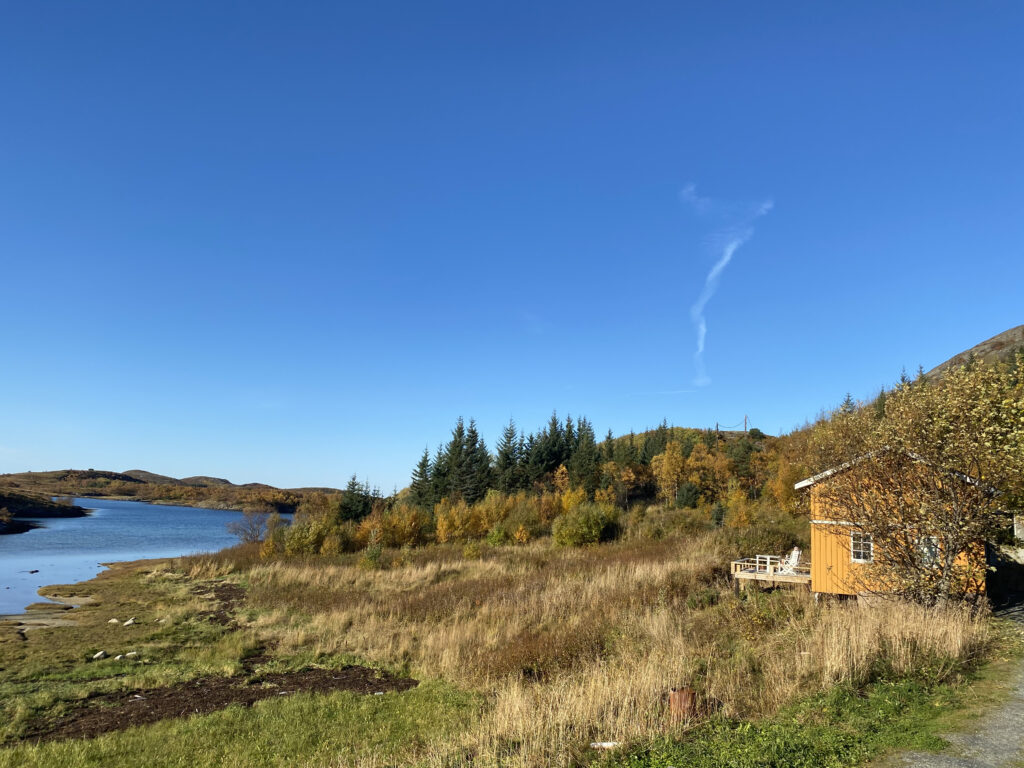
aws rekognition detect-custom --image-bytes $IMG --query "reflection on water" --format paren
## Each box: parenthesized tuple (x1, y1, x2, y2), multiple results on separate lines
(0, 498, 250, 614)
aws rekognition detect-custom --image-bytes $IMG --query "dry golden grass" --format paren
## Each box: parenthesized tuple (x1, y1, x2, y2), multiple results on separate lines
(185, 535, 991, 767)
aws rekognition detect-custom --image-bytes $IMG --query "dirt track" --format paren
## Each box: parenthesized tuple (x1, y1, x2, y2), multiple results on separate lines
(11, 579, 417, 745)
(19, 664, 418, 744)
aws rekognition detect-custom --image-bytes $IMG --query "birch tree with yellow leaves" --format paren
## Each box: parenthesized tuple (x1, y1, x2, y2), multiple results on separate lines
(811, 356, 1024, 604)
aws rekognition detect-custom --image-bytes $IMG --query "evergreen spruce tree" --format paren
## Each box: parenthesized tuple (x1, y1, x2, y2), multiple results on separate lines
(564, 415, 577, 463)
(443, 417, 469, 500)
(339, 474, 372, 521)
(568, 418, 600, 496)
(873, 388, 888, 420)
(430, 443, 450, 502)
(614, 430, 639, 464)
(641, 420, 670, 463)
(461, 419, 493, 504)
(409, 447, 433, 509)
(532, 412, 565, 479)
(524, 432, 543, 487)
(495, 420, 522, 493)
(603, 429, 615, 463)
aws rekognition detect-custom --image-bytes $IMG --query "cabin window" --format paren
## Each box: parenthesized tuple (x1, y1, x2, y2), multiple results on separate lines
(851, 531, 873, 563)
(918, 536, 940, 566)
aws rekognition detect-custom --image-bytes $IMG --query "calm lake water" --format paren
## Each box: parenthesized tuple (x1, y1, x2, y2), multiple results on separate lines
(0, 498, 251, 615)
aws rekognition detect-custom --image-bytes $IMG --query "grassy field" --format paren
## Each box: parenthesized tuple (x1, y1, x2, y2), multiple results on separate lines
(0, 533, 1013, 768)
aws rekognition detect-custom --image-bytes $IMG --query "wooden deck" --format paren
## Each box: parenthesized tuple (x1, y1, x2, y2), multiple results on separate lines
(731, 555, 811, 589)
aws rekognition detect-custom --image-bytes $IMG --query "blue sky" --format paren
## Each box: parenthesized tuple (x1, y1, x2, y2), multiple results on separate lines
(2, 2, 1022, 491)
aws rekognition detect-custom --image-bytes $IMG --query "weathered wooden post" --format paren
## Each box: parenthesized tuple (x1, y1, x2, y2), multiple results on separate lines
(668, 685, 697, 723)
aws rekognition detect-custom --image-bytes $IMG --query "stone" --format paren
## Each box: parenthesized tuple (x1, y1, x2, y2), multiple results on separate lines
(114, 654, 124, 661)
(92, 650, 107, 660)
(108, 618, 120, 624)
(123, 618, 136, 626)
(125, 651, 138, 658)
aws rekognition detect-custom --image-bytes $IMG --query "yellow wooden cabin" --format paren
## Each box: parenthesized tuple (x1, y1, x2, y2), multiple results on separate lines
(732, 461, 992, 598)
(804, 480, 886, 596)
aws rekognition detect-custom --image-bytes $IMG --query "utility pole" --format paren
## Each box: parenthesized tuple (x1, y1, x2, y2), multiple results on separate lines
(744, 414, 748, 433)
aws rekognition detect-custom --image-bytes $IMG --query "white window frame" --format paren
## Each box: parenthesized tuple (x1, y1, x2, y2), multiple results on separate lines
(851, 531, 873, 563)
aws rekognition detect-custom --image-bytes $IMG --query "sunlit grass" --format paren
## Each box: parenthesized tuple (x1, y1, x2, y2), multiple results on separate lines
(0, 534, 1005, 767)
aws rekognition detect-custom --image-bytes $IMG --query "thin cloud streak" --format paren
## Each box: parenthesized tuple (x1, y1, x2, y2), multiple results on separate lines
(683, 187, 772, 387)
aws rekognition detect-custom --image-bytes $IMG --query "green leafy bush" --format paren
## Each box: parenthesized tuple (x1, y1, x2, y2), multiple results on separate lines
(358, 528, 386, 570)
(552, 503, 620, 547)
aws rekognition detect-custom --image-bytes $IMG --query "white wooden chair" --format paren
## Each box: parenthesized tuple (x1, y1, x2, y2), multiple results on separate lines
(777, 547, 802, 575)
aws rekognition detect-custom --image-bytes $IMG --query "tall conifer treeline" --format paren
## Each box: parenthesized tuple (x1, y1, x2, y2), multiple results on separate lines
(406, 413, 765, 510)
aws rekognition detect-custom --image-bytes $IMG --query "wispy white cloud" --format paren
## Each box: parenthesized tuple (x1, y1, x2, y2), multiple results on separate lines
(680, 183, 712, 215)
(684, 185, 773, 386)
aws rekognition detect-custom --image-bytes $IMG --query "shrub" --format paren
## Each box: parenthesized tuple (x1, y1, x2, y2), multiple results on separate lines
(226, 509, 269, 544)
(319, 522, 359, 556)
(552, 503, 620, 547)
(462, 540, 484, 560)
(358, 528, 385, 570)
(435, 497, 487, 542)
(729, 523, 804, 558)
(486, 525, 510, 546)
(259, 512, 287, 558)
(357, 503, 433, 548)
(282, 514, 336, 556)
(512, 524, 531, 544)
(624, 505, 710, 541)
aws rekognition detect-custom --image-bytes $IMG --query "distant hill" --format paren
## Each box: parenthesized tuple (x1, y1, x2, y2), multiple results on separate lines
(123, 469, 183, 485)
(926, 325, 1024, 379)
(0, 469, 348, 496)
(0, 468, 346, 517)
(62, 469, 143, 484)
(179, 476, 233, 487)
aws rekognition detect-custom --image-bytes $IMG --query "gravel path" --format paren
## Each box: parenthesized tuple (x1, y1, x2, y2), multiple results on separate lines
(898, 600, 1024, 768)
(897, 662, 1024, 768)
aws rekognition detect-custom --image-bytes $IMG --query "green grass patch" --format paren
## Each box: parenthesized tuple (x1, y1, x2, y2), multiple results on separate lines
(601, 679, 971, 768)
(0, 680, 480, 768)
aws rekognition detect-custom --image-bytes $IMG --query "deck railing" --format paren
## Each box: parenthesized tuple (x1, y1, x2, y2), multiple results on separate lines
(731, 555, 811, 578)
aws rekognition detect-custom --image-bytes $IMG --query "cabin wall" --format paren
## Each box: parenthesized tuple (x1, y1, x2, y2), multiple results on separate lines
(809, 484, 987, 596)
(810, 486, 863, 595)
(810, 523, 859, 595)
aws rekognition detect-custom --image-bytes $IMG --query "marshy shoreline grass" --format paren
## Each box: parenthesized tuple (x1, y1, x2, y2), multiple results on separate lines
(0, 532, 1016, 768)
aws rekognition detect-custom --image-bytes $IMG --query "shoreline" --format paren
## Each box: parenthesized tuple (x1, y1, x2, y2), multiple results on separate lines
(0, 557, 171, 625)
(59, 494, 260, 512)
(0, 595, 98, 629)
(0, 520, 42, 536)
(0, 492, 91, 536)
